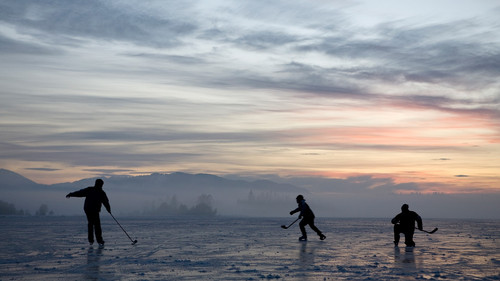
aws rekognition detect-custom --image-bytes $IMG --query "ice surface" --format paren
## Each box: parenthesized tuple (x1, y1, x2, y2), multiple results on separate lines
(1, 216, 499, 280)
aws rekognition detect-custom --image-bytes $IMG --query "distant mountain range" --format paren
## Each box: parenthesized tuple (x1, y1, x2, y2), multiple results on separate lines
(0, 168, 304, 193)
(0, 169, 303, 216)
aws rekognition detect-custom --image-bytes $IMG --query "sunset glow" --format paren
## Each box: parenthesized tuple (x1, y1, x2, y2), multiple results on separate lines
(0, 0, 499, 195)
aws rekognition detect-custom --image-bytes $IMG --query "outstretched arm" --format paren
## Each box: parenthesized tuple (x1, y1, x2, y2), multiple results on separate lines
(66, 188, 88, 198)
(291, 204, 305, 218)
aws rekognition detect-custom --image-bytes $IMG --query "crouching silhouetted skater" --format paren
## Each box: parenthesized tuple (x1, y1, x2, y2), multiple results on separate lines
(391, 204, 422, 247)
(66, 179, 111, 247)
(290, 195, 326, 241)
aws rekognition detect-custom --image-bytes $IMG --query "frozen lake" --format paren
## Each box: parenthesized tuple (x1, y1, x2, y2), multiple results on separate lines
(1, 216, 499, 280)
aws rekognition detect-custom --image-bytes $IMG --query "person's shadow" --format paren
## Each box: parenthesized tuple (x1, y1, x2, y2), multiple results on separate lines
(85, 246, 103, 280)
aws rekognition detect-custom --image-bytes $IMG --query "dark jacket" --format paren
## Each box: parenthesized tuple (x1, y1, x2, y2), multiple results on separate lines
(68, 186, 110, 213)
(291, 199, 315, 219)
(391, 210, 422, 232)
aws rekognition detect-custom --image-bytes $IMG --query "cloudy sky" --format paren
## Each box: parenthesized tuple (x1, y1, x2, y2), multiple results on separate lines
(1, 0, 499, 194)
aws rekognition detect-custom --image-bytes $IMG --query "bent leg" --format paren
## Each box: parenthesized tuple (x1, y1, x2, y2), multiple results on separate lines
(299, 219, 307, 238)
(404, 231, 415, 247)
(308, 219, 322, 236)
(394, 224, 401, 246)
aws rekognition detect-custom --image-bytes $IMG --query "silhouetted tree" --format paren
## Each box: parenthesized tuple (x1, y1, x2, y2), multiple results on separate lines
(36, 204, 49, 216)
(0, 200, 19, 215)
(188, 194, 217, 216)
(144, 194, 216, 217)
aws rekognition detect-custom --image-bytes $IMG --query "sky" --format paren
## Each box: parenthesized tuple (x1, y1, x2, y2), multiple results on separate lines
(1, 0, 499, 195)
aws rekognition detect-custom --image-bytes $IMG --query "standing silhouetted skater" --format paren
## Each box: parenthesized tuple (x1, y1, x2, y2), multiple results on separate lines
(289, 195, 326, 241)
(66, 179, 111, 247)
(391, 204, 422, 247)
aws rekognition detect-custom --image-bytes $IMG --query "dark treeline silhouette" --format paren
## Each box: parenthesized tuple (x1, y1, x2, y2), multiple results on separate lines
(0, 201, 54, 216)
(0, 200, 26, 215)
(144, 194, 217, 217)
(35, 203, 54, 216)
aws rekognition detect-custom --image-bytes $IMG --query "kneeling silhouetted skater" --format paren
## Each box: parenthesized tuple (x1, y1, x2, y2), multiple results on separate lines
(289, 195, 326, 241)
(391, 204, 422, 247)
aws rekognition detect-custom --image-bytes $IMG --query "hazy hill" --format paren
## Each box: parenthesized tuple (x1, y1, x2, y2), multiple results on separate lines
(0, 169, 304, 217)
(0, 169, 44, 190)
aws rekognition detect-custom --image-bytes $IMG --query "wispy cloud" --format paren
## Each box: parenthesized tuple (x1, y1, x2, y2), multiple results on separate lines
(25, 167, 61, 172)
(0, 0, 499, 193)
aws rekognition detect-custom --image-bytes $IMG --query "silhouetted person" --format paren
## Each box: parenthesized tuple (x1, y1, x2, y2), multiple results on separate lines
(290, 195, 326, 241)
(66, 179, 111, 246)
(391, 204, 422, 247)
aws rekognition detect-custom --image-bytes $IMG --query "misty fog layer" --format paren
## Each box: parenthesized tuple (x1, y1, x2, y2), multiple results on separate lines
(1, 169, 499, 219)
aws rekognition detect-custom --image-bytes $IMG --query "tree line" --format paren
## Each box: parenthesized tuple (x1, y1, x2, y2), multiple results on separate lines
(142, 194, 217, 217)
(0, 200, 53, 216)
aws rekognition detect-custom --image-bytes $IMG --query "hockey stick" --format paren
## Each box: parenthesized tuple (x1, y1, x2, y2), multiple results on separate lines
(281, 217, 300, 229)
(416, 227, 438, 234)
(110, 212, 138, 245)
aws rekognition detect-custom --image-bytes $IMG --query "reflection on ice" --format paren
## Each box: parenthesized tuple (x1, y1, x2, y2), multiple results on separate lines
(298, 242, 316, 268)
(85, 246, 102, 281)
(296, 241, 318, 280)
(393, 246, 423, 279)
